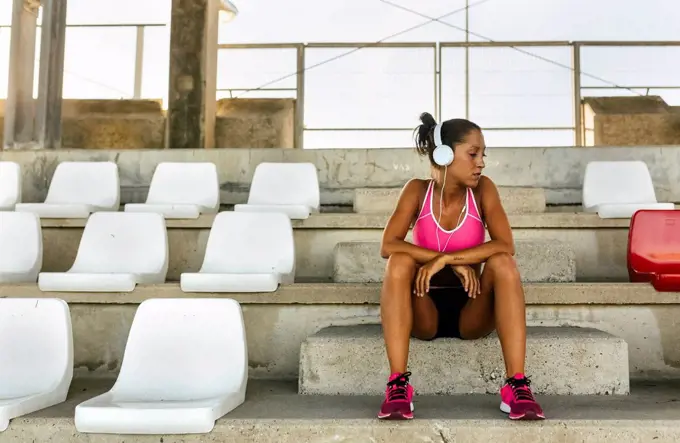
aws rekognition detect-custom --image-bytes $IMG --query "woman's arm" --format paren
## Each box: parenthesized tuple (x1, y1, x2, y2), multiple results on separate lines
(441, 176, 515, 266)
(380, 179, 444, 264)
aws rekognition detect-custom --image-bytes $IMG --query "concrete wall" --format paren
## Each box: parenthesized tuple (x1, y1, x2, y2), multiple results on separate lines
(215, 98, 294, 149)
(1, 98, 294, 150)
(583, 96, 680, 146)
(2, 146, 680, 205)
(68, 303, 680, 381)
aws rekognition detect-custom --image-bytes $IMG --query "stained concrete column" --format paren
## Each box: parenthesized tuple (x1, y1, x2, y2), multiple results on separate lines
(35, 0, 68, 150)
(166, 0, 219, 149)
(3, 0, 40, 150)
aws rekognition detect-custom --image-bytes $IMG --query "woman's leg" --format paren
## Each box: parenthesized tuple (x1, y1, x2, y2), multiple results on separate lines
(378, 252, 439, 419)
(457, 252, 526, 376)
(457, 252, 544, 420)
(380, 252, 439, 373)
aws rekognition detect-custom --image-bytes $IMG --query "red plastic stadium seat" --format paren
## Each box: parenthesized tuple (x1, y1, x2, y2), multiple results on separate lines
(628, 209, 680, 291)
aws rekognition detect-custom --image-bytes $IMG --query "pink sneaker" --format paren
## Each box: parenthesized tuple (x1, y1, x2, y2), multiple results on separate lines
(500, 373, 545, 420)
(377, 372, 414, 420)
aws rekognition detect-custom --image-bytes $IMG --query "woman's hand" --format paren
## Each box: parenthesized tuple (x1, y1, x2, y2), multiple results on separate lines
(414, 255, 448, 297)
(452, 265, 481, 298)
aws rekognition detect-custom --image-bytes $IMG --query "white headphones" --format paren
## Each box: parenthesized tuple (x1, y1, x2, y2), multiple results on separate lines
(430, 121, 464, 252)
(432, 122, 454, 167)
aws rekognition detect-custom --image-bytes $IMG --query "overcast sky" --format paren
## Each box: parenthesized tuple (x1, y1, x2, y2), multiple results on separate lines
(1, 0, 679, 148)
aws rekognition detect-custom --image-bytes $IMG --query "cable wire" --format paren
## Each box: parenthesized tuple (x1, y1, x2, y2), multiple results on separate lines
(233, 0, 494, 98)
(379, 0, 644, 96)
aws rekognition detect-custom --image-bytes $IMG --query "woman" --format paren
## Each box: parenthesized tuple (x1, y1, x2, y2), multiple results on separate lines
(377, 113, 544, 421)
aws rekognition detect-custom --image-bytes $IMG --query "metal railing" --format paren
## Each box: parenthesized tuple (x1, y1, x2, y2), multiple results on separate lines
(0, 22, 165, 99)
(1, 23, 678, 148)
(218, 40, 680, 148)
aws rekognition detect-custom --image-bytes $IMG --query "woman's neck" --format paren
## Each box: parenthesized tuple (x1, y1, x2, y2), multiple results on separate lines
(433, 179, 466, 203)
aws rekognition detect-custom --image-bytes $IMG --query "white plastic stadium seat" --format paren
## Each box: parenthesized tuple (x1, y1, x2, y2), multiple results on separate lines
(15, 161, 120, 218)
(0, 298, 73, 431)
(234, 162, 320, 219)
(124, 162, 220, 219)
(0, 161, 21, 210)
(0, 212, 42, 283)
(38, 212, 168, 292)
(181, 211, 295, 292)
(75, 298, 247, 435)
(582, 160, 674, 219)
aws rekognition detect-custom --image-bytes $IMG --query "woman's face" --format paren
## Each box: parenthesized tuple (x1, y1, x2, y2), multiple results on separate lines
(448, 129, 487, 188)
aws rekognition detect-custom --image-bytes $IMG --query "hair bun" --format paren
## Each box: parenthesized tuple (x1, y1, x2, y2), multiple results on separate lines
(419, 112, 437, 129)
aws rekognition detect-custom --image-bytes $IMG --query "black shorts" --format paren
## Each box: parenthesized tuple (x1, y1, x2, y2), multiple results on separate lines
(426, 267, 471, 339)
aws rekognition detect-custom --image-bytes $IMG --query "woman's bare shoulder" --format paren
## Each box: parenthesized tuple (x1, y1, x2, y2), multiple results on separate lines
(403, 178, 429, 194)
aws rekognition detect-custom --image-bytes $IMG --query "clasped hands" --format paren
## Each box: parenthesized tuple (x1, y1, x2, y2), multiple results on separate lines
(414, 254, 481, 299)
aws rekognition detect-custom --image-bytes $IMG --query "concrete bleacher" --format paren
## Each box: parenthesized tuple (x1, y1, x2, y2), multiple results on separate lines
(354, 186, 547, 214)
(35, 212, 632, 282)
(300, 325, 629, 395)
(1, 153, 680, 441)
(333, 239, 576, 283)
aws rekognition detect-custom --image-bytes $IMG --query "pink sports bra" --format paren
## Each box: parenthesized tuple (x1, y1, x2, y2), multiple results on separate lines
(412, 180, 485, 253)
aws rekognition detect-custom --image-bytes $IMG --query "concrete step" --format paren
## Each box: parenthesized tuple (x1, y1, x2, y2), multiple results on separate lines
(1, 282, 678, 384)
(354, 186, 547, 214)
(3, 378, 679, 442)
(333, 239, 576, 283)
(37, 212, 629, 282)
(299, 325, 629, 396)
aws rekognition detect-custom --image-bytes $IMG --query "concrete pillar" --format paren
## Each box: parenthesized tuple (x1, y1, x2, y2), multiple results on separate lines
(166, 0, 219, 149)
(35, 0, 68, 150)
(3, 0, 67, 150)
(3, 0, 40, 150)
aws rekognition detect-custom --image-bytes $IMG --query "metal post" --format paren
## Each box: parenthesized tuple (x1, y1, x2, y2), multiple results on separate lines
(464, 0, 470, 120)
(34, 0, 68, 150)
(203, 0, 219, 149)
(434, 43, 440, 121)
(3, 0, 40, 149)
(294, 44, 305, 149)
(572, 43, 583, 146)
(133, 25, 145, 99)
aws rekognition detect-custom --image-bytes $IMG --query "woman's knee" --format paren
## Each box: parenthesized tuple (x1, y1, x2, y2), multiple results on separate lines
(485, 252, 520, 280)
(384, 252, 417, 280)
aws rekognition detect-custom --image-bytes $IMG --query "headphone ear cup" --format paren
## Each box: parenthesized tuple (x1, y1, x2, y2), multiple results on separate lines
(433, 144, 454, 166)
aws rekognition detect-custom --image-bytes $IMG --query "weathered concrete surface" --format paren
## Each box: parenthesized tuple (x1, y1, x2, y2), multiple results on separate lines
(333, 240, 576, 283)
(215, 99, 294, 149)
(167, 0, 210, 150)
(62, 304, 680, 382)
(583, 96, 680, 146)
(2, 146, 680, 205)
(300, 325, 629, 395)
(2, 379, 680, 443)
(354, 186, 546, 214)
(62, 115, 166, 149)
(36, 213, 626, 281)
(1, 282, 673, 305)
(1, 283, 679, 380)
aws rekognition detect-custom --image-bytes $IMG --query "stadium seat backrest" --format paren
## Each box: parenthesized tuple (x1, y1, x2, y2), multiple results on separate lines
(247, 162, 320, 210)
(69, 212, 168, 275)
(628, 209, 680, 275)
(0, 298, 73, 398)
(111, 298, 247, 400)
(200, 211, 295, 275)
(145, 162, 220, 211)
(45, 161, 120, 208)
(583, 161, 657, 211)
(0, 212, 42, 276)
(0, 161, 21, 209)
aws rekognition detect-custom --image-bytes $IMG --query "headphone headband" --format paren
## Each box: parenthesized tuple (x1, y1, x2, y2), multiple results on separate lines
(431, 121, 453, 167)
(433, 122, 444, 147)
